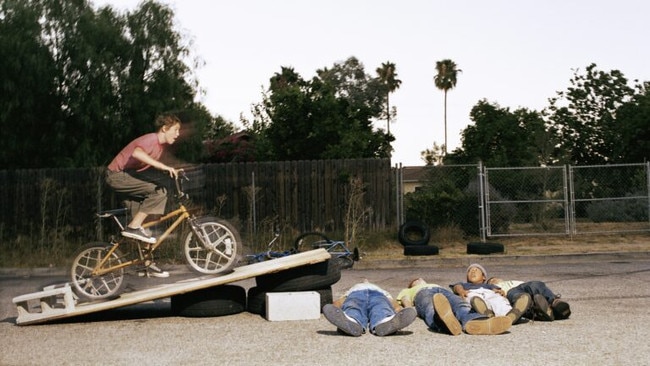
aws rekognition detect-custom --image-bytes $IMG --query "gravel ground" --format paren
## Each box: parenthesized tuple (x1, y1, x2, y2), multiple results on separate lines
(1, 251, 649, 366)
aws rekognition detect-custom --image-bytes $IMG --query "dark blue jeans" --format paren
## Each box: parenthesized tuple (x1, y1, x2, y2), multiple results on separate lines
(507, 281, 557, 315)
(414, 287, 482, 332)
(342, 289, 396, 332)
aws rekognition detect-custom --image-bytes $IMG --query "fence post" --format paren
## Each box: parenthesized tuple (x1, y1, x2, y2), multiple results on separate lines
(567, 164, 576, 236)
(477, 161, 487, 242)
(252, 171, 256, 234)
(395, 163, 402, 227)
(562, 164, 571, 237)
(647, 161, 650, 226)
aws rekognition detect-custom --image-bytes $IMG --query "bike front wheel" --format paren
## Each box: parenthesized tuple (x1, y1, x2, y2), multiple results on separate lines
(184, 217, 243, 275)
(70, 242, 126, 301)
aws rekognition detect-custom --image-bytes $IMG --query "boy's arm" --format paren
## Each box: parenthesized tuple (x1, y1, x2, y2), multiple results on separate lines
(389, 297, 403, 311)
(451, 283, 469, 298)
(400, 295, 414, 308)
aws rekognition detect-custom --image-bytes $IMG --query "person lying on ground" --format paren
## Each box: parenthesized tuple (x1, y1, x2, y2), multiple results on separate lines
(487, 276, 571, 321)
(450, 263, 530, 325)
(322, 279, 417, 337)
(397, 277, 511, 335)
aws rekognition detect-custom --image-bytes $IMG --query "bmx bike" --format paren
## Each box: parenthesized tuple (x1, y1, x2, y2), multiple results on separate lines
(293, 232, 360, 269)
(69, 170, 242, 301)
(244, 228, 297, 264)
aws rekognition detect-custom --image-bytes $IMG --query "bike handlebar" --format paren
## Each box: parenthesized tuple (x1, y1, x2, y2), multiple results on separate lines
(174, 169, 189, 199)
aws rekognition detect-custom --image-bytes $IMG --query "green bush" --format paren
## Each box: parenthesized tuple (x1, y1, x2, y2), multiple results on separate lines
(586, 194, 648, 222)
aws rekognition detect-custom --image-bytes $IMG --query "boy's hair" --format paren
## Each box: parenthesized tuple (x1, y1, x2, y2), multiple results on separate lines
(155, 114, 181, 130)
(408, 277, 425, 288)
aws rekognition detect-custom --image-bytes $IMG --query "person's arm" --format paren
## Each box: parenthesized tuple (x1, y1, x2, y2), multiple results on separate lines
(451, 283, 469, 298)
(132, 147, 178, 178)
(400, 294, 414, 308)
(388, 297, 403, 312)
(492, 287, 506, 296)
(481, 283, 506, 297)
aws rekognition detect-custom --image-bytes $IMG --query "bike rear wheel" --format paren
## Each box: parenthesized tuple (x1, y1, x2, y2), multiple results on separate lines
(293, 232, 332, 252)
(184, 217, 242, 275)
(70, 242, 125, 301)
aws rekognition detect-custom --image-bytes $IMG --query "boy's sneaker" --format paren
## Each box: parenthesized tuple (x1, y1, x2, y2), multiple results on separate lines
(374, 307, 417, 336)
(138, 263, 169, 278)
(470, 296, 494, 317)
(122, 226, 156, 244)
(506, 293, 531, 324)
(533, 294, 554, 321)
(433, 293, 462, 336)
(465, 316, 511, 335)
(322, 304, 363, 336)
(551, 299, 571, 320)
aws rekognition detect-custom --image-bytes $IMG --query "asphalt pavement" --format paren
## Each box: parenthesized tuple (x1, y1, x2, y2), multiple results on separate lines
(1, 251, 649, 366)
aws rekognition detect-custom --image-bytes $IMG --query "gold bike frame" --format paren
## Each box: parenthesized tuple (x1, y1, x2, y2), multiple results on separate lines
(91, 204, 191, 276)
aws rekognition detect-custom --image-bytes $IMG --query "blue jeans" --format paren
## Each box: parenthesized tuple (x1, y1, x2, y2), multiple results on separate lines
(342, 289, 396, 332)
(506, 281, 555, 317)
(507, 281, 557, 314)
(414, 287, 482, 332)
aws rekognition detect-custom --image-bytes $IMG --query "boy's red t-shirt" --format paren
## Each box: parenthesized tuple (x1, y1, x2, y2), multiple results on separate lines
(108, 133, 163, 172)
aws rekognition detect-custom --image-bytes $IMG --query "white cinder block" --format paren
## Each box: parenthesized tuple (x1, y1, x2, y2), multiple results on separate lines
(265, 291, 321, 321)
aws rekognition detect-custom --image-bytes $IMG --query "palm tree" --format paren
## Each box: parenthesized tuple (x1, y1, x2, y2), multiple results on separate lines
(376, 61, 402, 135)
(434, 59, 462, 155)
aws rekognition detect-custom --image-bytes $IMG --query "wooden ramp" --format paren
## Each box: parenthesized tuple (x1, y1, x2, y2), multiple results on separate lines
(13, 249, 331, 325)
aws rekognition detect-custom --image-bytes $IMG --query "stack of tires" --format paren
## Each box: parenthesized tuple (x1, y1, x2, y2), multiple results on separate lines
(170, 259, 341, 318)
(170, 284, 247, 317)
(399, 221, 439, 256)
(247, 259, 341, 316)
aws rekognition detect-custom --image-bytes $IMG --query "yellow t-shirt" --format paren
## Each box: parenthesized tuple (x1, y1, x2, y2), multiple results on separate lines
(396, 283, 442, 305)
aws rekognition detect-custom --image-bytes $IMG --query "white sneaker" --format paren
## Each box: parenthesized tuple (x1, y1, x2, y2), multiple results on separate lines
(122, 226, 156, 244)
(138, 263, 169, 278)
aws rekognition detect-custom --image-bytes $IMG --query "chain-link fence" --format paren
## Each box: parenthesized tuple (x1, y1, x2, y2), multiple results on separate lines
(398, 162, 650, 239)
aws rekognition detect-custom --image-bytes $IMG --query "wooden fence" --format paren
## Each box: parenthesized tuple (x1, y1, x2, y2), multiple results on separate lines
(0, 159, 394, 244)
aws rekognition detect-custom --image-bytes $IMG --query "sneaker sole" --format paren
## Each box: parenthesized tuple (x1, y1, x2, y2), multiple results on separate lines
(374, 307, 417, 336)
(470, 296, 494, 317)
(121, 232, 156, 244)
(507, 294, 531, 324)
(322, 304, 363, 336)
(433, 293, 462, 336)
(137, 271, 170, 278)
(533, 294, 554, 321)
(465, 316, 511, 335)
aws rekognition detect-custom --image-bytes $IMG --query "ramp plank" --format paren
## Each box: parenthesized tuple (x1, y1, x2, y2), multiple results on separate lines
(14, 249, 331, 325)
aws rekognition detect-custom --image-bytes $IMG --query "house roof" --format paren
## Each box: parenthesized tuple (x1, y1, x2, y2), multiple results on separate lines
(401, 166, 427, 182)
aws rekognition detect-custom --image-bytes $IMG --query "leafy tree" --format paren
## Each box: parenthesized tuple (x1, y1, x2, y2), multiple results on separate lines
(420, 142, 445, 166)
(546, 63, 636, 165)
(0, 0, 61, 169)
(612, 82, 650, 163)
(434, 59, 461, 155)
(375, 61, 401, 135)
(0, 0, 210, 168)
(253, 57, 393, 161)
(452, 100, 547, 167)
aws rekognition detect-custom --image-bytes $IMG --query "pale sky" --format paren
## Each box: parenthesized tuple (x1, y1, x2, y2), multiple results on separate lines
(97, 0, 650, 166)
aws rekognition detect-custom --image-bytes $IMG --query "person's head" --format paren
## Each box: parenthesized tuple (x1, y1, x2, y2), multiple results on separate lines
(156, 114, 181, 145)
(408, 277, 427, 288)
(487, 277, 502, 285)
(466, 263, 487, 284)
